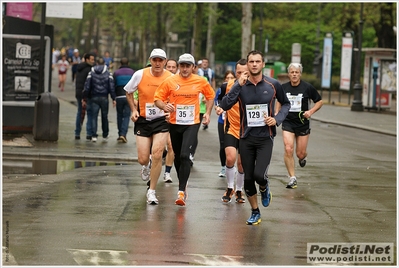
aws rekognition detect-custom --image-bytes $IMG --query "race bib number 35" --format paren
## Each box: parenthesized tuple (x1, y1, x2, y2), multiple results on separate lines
(176, 104, 195, 125)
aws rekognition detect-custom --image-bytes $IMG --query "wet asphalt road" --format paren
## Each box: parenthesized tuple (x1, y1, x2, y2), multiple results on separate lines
(2, 119, 396, 266)
(2, 67, 397, 266)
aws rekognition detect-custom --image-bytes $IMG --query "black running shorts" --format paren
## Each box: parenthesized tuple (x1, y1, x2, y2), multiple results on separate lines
(134, 118, 169, 137)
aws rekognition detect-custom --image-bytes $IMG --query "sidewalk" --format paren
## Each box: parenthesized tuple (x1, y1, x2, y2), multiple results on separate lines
(2, 69, 397, 161)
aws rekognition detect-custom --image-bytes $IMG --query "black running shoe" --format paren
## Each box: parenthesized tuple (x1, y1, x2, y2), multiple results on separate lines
(299, 157, 307, 167)
(221, 188, 235, 203)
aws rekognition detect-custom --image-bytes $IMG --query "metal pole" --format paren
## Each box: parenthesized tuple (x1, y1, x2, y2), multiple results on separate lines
(351, 3, 364, 111)
(38, 3, 46, 94)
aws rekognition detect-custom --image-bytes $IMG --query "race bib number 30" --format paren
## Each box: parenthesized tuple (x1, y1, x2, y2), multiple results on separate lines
(246, 104, 268, 127)
(176, 104, 195, 125)
(146, 103, 164, 121)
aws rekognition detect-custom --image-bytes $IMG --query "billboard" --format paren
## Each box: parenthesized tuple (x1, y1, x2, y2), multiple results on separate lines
(339, 35, 353, 91)
(3, 34, 51, 102)
(6, 3, 33, 21)
(321, 35, 333, 88)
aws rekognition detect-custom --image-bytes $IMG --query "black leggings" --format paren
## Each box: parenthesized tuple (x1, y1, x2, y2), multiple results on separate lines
(169, 124, 200, 191)
(239, 135, 274, 196)
(217, 122, 226, 167)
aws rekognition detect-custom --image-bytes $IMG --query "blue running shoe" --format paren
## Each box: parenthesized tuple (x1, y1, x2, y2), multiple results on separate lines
(260, 184, 272, 207)
(246, 211, 261, 225)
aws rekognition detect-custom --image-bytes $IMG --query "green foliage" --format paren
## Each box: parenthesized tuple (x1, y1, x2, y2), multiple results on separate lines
(213, 20, 242, 61)
(32, 2, 395, 75)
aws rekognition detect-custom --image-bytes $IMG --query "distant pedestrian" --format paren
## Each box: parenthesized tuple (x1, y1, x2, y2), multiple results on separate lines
(83, 57, 116, 142)
(277, 63, 323, 189)
(154, 53, 215, 206)
(198, 57, 216, 90)
(104, 51, 114, 72)
(71, 49, 81, 82)
(124, 48, 173, 205)
(113, 57, 135, 143)
(52, 48, 60, 66)
(55, 54, 69, 92)
(74, 52, 95, 140)
(219, 50, 291, 225)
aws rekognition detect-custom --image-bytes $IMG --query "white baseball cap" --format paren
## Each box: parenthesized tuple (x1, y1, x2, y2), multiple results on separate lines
(178, 53, 195, 65)
(73, 49, 79, 53)
(149, 48, 166, 59)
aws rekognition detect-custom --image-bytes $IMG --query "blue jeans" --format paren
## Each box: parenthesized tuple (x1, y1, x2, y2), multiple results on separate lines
(75, 97, 83, 136)
(85, 100, 93, 138)
(88, 96, 109, 138)
(116, 97, 131, 137)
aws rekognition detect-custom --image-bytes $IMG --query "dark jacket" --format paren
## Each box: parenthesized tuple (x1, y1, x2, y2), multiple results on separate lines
(75, 62, 92, 99)
(83, 65, 116, 100)
(220, 75, 291, 138)
(113, 66, 135, 97)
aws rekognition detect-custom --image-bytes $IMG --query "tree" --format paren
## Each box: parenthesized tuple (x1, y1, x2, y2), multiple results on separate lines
(193, 3, 204, 60)
(241, 3, 252, 59)
(206, 3, 218, 64)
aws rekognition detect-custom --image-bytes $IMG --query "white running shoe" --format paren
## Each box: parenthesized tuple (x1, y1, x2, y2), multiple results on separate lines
(141, 161, 151, 181)
(146, 189, 158, 205)
(218, 166, 226, 177)
(91, 137, 97, 142)
(163, 172, 173, 183)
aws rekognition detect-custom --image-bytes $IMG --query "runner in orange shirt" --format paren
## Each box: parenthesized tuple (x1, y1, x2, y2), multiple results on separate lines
(216, 59, 248, 203)
(124, 48, 173, 205)
(154, 53, 215, 206)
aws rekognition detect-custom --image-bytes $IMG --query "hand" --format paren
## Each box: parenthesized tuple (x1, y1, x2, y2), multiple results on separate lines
(112, 100, 116, 108)
(302, 110, 312, 119)
(163, 103, 175, 113)
(238, 71, 249, 86)
(202, 113, 210, 126)
(215, 106, 224, 115)
(264, 116, 277, 126)
(131, 110, 139, 122)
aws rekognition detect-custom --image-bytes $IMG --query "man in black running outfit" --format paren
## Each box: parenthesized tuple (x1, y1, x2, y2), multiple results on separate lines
(277, 63, 323, 189)
(220, 50, 291, 225)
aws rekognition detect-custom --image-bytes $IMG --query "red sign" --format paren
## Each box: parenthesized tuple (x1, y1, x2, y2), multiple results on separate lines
(6, 3, 33, 21)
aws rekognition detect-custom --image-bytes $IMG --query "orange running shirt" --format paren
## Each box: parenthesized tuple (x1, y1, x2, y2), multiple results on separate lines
(224, 79, 241, 139)
(154, 74, 215, 125)
(124, 67, 173, 120)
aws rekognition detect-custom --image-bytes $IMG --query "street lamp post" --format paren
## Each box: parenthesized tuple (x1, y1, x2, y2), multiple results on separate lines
(351, 3, 364, 112)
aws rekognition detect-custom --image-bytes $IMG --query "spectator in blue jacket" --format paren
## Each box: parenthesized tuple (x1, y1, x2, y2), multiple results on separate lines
(83, 58, 116, 142)
(113, 57, 135, 143)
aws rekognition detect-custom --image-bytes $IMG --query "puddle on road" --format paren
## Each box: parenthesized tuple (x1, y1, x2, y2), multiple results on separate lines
(2, 158, 130, 175)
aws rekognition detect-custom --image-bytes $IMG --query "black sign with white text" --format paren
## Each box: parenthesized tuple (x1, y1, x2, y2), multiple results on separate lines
(3, 37, 42, 101)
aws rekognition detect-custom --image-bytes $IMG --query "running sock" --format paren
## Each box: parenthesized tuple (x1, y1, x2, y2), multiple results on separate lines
(225, 166, 236, 189)
(236, 171, 244, 191)
(165, 165, 172, 173)
(252, 207, 260, 213)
